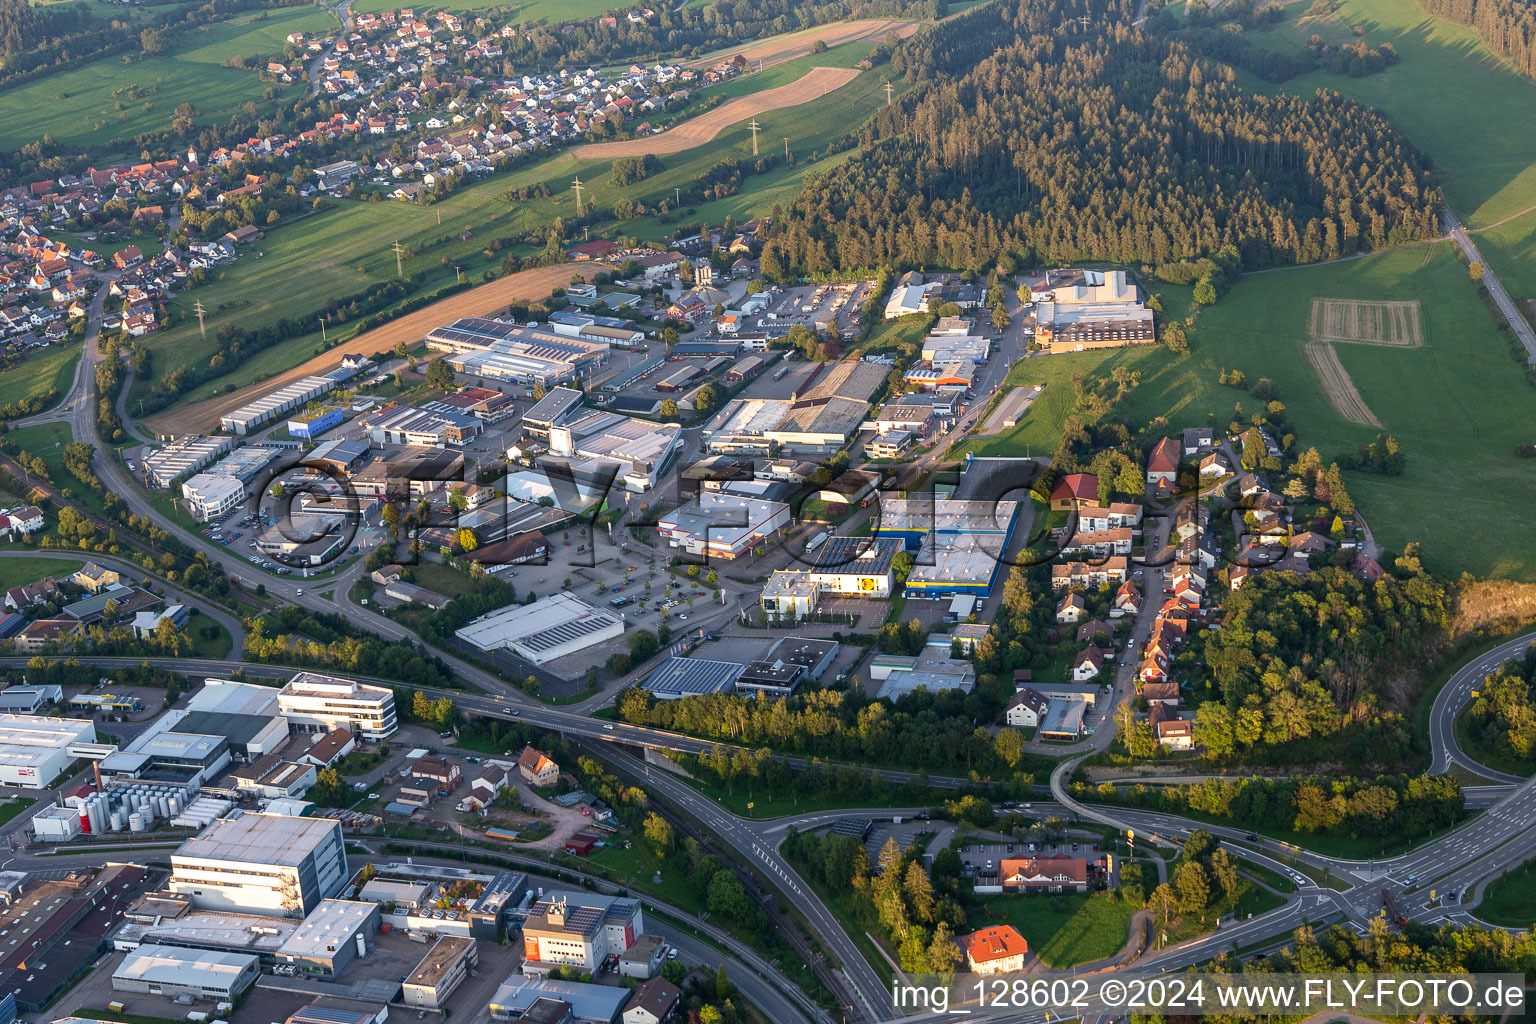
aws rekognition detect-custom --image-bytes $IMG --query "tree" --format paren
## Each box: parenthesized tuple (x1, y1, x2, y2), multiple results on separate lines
(425, 358, 455, 389)
(706, 870, 754, 925)
(658, 399, 680, 419)
(1210, 848, 1238, 899)
(1149, 883, 1176, 926)
(642, 811, 673, 854)
(1174, 860, 1210, 914)
(1470, 261, 1486, 282)
(456, 527, 479, 552)
(310, 767, 348, 806)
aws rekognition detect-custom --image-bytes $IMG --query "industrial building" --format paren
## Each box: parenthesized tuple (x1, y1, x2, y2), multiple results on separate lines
(279, 673, 398, 740)
(427, 317, 609, 389)
(640, 657, 744, 700)
(547, 412, 682, 492)
(0, 684, 62, 714)
(113, 900, 303, 957)
(180, 474, 246, 521)
(220, 367, 356, 434)
(521, 891, 644, 973)
(402, 935, 478, 1009)
(288, 406, 347, 441)
(275, 898, 381, 976)
(169, 812, 348, 917)
(367, 403, 484, 447)
(490, 976, 631, 1024)
(658, 492, 790, 560)
(521, 386, 586, 438)
(0, 715, 98, 788)
(141, 435, 237, 488)
(1032, 270, 1155, 353)
(454, 593, 624, 665)
(758, 535, 902, 619)
(113, 944, 260, 1001)
(734, 637, 840, 698)
(466, 870, 528, 938)
(875, 498, 1021, 599)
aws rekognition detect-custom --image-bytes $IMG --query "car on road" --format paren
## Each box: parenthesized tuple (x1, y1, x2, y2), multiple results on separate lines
(603, 724, 614, 731)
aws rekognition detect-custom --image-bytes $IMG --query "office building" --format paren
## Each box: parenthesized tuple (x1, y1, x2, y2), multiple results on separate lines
(180, 474, 246, 521)
(0, 715, 97, 788)
(169, 812, 347, 917)
(521, 891, 644, 973)
(112, 945, 260, 1000)
(278, 673, 397, 740)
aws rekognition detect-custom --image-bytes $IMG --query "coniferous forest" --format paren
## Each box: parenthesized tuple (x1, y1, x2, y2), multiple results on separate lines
(759, 0, 1443, 277)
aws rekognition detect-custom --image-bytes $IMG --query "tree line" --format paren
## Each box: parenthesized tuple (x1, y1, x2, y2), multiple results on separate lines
(243, 606, 455, 687)
(1082, 773, 1465, 842)
(1415, 0, 1536, 80)
(756, 0, 1442, 278)
(1463, 647, 1536, 772)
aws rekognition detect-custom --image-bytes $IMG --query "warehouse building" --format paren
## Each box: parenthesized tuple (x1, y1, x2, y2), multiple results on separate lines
(278, 673, 397, 740)
(521, 386, 586, 438)
(402, 935, 478, 1009)
(220, 368, 355, 434)
(112, 944, 260, 1001)
(288, 406, 346, 441)
(0, 715, 98, 788)
(141, 435, 237, 488)
(640, 657, 744, 700)
(275, 899, 380, 976)
(169, 812, 347, 917)
(490, 976, 631, 1024)
(455, 592, 624, 665)
(658, 492, 790, 560)
(367, 404, 483, 447)
(547, 411, 683, 492)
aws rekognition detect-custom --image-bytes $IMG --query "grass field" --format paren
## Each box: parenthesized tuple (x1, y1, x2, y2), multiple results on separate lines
(0, 555, 83, 591)
(138, 51, 906, 415)
(1239, 0, 1536, 229)
(969, 892, 1137, 968)
(7, 421, 111, 515)
(0, 7, 331, 154)
(187, 611, 233, 658)
(1475, 858, 1536, 926)
(0, 346, 79, 415)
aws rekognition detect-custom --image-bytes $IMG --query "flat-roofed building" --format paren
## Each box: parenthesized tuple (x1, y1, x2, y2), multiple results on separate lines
(658, 493, 789, 560)
(112, 944, 260, 1000)
(367, 404, 483, 447)
(357, 878, 431, 913)
(454, 592, 623, 665)
(169, 812, 347, 917)
(547, 411, 682, 491)
(180, 473, 246, 521)
(521, 891, 644, 973)
(640, 657, 744, 700)
(141, 435, 237, 488)
(0, 715, 98, 788)
(522, 386, 586, 438)
(490, 976, 630, 1024)
(221, 371, 352, 434)
(402, 934, 478, 1009)
(275, 898, 380, 976)
(278, 673, 397, 740)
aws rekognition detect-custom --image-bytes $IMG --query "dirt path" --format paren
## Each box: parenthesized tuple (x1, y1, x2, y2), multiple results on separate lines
(684, 18, 919, 71)
(1305, 341, 1383, 428)
(144, 262, 603, 436)
(572, 66, 863, 159)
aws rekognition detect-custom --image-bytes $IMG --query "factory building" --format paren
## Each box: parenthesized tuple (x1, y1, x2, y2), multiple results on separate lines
(169, 812, 348, 917)
(402, 935, 478, 1009)
(455, 593, 624, 666)
(0, 715, 98, 788)
(220, 368, 355, 434)
(275, 899, 381, 976)
(112, 945, 260, 1001)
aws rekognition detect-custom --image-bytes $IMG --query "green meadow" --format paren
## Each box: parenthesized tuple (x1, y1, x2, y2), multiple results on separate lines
(0, 6, 332, 154)
(0, 346, 80, 415)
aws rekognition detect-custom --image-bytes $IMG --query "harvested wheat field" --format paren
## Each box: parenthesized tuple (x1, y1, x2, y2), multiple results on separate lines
(686, 19, 919, 71)
(1304, 341, 1383, 428)
(572, 67, 863, 159)
(146, 262, 604, 436)
(1308, 298, 1424, 347)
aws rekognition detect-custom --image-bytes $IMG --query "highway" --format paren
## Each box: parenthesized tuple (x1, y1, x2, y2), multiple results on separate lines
(1446, 207, 1536, 364)
(1427, 629, 1536, 782)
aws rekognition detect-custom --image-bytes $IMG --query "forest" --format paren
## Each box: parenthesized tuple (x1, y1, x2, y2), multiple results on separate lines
(1462, 647, 1536, 771)
(1192, 563, 1452, 764)
(1082, 773, 1465, 843)
(757, 0, 1443, 277)
(1414, 0, 1536, 79)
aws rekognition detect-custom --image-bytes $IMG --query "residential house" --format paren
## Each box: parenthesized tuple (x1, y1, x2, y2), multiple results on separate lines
(958, 925, 1029, 975)
(622, 978, 681, 1024)
(1048, 473, 1098, 512)
(1004, 688, 1049, 729)
(518, 745, 558, 787)
(1071, 645, 1108, 682)
(72, 561, 120, 593)
(1054, 592, 1087, 624)
(1146, 437, 1180, 488)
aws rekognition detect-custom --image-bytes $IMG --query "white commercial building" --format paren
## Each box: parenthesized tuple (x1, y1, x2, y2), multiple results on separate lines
(520, 891, 645, 973)
(113, 944, 260, 1000)
(220, 370, 351, 434)
(180, 473, 246, 521)
(455, 592, 623, 665)
(140, 435, 237, 489)
(278, 672, 397, 741)
(0, 715, 97, 788)
(658, 493, 790, 560)
(169, 812, 348, 917)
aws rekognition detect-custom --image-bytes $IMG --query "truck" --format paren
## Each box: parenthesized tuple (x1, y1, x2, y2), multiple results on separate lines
(1381, 889, 1407, 930)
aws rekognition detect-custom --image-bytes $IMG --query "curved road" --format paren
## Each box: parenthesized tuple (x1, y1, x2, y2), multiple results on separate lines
(1427, 630, 1536, 783)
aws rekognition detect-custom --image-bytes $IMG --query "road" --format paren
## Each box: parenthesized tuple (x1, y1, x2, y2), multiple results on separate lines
(1427, 629, 1536, 782)
(1446, 207, 1536, 363)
